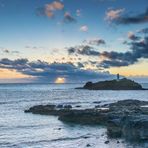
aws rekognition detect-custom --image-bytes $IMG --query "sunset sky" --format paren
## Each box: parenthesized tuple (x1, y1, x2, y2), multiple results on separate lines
(0, 0, 148, 83)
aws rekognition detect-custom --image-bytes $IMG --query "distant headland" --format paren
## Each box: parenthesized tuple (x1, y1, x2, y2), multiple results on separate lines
(76, 74, 145, 90)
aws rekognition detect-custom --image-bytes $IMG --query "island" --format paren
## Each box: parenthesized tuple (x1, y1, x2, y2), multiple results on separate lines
(77, 78, 144, 90)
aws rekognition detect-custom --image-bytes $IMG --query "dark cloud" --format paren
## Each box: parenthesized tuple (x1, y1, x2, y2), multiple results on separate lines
(138, 28, 148, 34)
(99, 51, 137, 68)
(115, 8, 148, 25)
(67, 30, 148, 68)
(67, 38, 106, 56)
(25, 46, 45, 50)
(3, 49, 9, 53)
(0, 58, 115, 83)
(0, 48, 20, 55)
(77, 62, 85, 68)
(128, 32, 140, 41)
(130, 37, 148, 58)
(67, 45, 100, 56)
(99, 35, 148, 67)
(63, 12, 76, 23)
(100, 60, 130, 68)
(0, 47, 9, 54)
(84, 38, 106, 46)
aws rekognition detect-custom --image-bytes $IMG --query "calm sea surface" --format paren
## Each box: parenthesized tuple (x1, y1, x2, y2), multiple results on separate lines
(0, 83, 148, 148)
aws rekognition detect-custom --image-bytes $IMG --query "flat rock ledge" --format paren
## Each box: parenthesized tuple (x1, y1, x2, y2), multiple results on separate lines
(25, 100, 148, 142)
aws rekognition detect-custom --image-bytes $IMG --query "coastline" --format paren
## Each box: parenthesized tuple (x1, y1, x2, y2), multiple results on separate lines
(25, 99, 148, 144)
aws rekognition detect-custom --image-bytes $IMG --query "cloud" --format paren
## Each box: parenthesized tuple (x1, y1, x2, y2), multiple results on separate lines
(0, 47, 20, 55)
(3, 49, 9, 53)
(0, 58, 115, 83)
(99, 34, 148, 67)
(63, 12, 76, 23)
(105, 8, 125, 22)
(37, 1, 64, 18)
(37, 1, 77, 24)
(67, 30, 148, 68)
(50, 1, 64, 10)
(67, 45, 100, 56)
(84, 38, 106, 46)
(80, 25, 88, 32)
(138, 28, 148, 34)
(76, 9, 81, 17)
(127, 31, 140, 41)
(110, 8, 148, 25)
(67, 38, 106, 56)
(25, 46, 45, 50)
(99, 51, 137, 68)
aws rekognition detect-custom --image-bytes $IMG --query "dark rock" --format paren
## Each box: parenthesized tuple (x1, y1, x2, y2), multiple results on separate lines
(64, 105, 72, 109)
(46, 104, 56, 109)
(107, 114, 148, 142)
(107, 118, 122, 138)
(25, 99, 148, 143)
(56, 104, 63, 108)
(117, 141, 120, 143)
(122, 115, 148, 142)
(106, 100, 148, 142)
(24, 104, 56, 115)
(104, 140, 110, 144)
(75, 105, 81, 108)
(93, 101, 101, 104)
(58, 109, 108, 124)
(83, 136, 90, 139)
(95, 105, 101, 108)
(86, 144, 91, 147)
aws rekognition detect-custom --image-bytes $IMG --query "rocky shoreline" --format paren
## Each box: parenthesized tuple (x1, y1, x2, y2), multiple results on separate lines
(25, 99, 148, 143)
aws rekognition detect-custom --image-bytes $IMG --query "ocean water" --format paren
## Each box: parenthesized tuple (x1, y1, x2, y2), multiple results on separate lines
(0, 83, 148, 148)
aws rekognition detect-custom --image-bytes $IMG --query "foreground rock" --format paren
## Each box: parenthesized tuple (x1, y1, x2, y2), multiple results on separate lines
(107, 100, 148, 142)
(77, 78, 144, 90)
(25, 100, 148, 142)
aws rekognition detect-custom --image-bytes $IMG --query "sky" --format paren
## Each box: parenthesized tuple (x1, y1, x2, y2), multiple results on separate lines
(0, 0, 148, 83)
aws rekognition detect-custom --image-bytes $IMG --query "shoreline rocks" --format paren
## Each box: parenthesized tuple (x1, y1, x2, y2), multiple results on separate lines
(25, 99, 148, 142)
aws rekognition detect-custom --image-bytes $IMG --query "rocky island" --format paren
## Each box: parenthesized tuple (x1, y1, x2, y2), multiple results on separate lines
(25, 99, 148, 143)
(77, 78, 144, 90)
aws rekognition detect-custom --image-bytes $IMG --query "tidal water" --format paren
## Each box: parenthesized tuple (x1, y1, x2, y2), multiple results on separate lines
(0, 83, 148, 148)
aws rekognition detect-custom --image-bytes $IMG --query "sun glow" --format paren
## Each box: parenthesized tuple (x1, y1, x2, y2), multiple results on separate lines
(55, 77, 66, 84)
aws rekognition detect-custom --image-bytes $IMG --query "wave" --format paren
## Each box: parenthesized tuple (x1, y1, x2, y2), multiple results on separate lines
(6, 134, 94, 147)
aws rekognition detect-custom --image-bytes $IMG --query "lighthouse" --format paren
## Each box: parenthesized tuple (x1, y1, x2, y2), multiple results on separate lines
(117, 73, 120, 81)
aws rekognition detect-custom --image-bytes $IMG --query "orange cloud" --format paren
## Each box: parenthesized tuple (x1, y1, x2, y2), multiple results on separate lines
(52, 1, 64, 10)
(45, 1, 64, 18)
(105, 8, 124, 21)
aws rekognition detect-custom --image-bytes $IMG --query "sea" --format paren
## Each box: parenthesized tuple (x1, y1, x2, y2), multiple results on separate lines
(0, 83, 148, 148)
